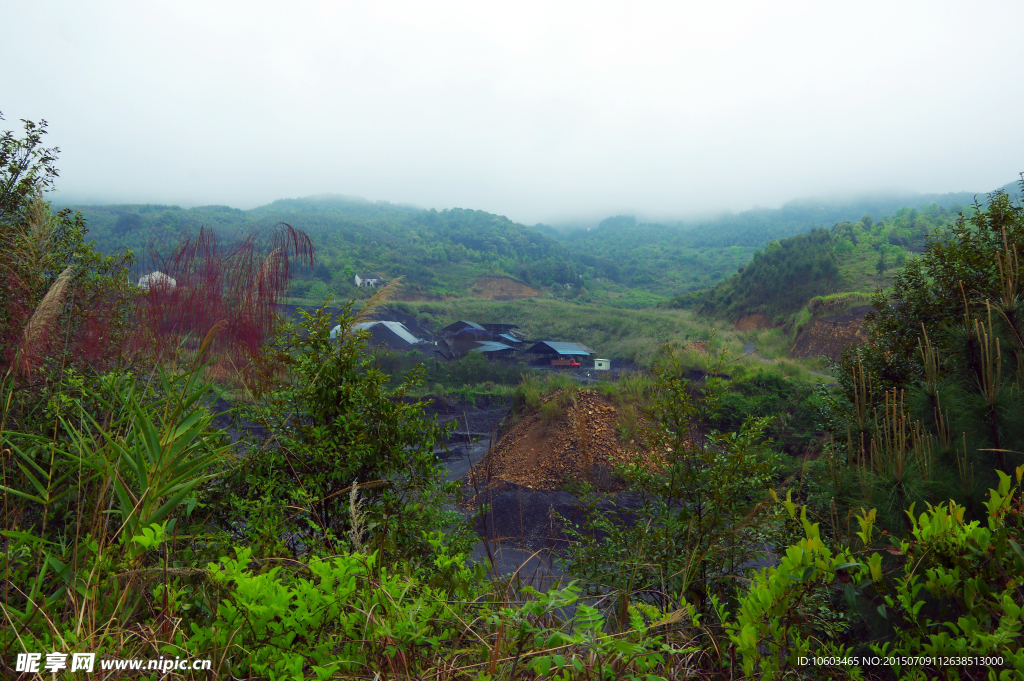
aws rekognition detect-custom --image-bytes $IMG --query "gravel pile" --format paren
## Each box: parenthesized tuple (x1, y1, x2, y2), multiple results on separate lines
(467, 389, 663, 492)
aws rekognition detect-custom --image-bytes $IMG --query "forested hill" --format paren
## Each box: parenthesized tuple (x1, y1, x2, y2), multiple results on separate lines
(547, 182, 1019, 296)
(673, 201, 968, 320)
(52, 196, 582, 298)
(54, 181, 1020, 304)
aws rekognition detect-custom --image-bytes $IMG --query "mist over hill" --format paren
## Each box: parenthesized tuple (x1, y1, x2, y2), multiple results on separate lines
(53, 178, 1021, 303)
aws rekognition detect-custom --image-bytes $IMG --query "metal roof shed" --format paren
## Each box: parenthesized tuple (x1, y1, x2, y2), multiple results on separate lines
(481, 323, 520, 333)
(525, 341, 592, 356)
(497, 333, 524, 345)
(349, 321, 422, 348)
(471, 341, 516, 358)
(441, 320, 485, 333)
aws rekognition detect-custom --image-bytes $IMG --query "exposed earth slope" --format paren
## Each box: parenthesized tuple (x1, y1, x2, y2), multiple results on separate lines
(468, 389, 662, 492)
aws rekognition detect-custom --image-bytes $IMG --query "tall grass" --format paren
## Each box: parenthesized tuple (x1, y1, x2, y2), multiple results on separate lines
(1, 197, 135, 381)
(139, 223, 313, 376)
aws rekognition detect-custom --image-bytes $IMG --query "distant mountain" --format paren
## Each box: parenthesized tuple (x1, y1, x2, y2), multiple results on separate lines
(51, 195, 582, 299)
(248, 194, 423, 220)
(51, 178, 1022, 305)
(549, 180, 1021, 296)
(673, 200, 967, 321)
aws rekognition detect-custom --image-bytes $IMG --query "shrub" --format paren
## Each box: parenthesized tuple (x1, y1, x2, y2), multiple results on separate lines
(540, 398, 565, 423)
(728, 468, 1024, 680)
(563, 345, 783, 622)
(0, 343, 232, 656)
(222, 301, 472, 562)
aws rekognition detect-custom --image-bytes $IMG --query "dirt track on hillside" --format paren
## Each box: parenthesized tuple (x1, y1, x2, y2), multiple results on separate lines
(473, 276, 539, 300)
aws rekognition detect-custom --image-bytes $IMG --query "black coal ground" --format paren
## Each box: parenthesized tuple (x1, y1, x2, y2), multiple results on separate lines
(207, 394, 754, 585)
(427, 396, 652, 585)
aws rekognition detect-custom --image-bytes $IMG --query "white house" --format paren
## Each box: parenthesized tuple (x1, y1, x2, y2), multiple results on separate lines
(138, 271, 176, 291)
(594, 358, 611, 371)
(354, 273, 385, 288)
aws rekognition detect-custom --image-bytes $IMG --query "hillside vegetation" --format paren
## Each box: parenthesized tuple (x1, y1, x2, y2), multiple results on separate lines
(548, 189, 1012, 294)
(673, 202, 966, 325)
(58, 184, 1016, 309)
(60, 197, 581, 298)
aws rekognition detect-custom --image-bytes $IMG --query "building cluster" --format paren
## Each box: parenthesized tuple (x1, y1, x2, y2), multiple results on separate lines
(335, 317, 609, 370)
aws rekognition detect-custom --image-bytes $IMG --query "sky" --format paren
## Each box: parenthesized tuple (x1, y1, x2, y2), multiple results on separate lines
(4, 1, 1024, 225)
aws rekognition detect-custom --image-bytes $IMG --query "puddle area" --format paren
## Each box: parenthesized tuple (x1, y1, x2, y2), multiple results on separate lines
(469, 543, 569, 591)
(439, 439, 491, 482)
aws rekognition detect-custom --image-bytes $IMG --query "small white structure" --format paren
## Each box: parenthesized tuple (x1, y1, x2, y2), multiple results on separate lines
(594, 358, 611, 371)
(354, 273, 386, 288)
(138, 271, 176, 291)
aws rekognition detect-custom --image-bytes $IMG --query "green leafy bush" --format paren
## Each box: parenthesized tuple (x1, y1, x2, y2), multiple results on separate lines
(563, 346, 783, 624)
(222, 301, 471, 562)
(728, 469, 1024, 680)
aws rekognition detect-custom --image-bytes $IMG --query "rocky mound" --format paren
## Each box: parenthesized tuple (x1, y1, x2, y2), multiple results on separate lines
(468, 389, 662, 492)
(790, 305, 871, 360)
(473, 276, 538, 300)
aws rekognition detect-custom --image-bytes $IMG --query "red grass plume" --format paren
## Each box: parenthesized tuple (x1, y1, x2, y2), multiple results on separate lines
(137, 222, 314, 374)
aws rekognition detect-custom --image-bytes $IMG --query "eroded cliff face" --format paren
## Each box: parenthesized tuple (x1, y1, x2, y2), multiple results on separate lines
(734, 313, 775, 330)
(790, 305, 871, 360)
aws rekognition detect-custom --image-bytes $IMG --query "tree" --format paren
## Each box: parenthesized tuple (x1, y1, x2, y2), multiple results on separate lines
(0, 113, 59, 224)
(831, 183, 1024, 526)
(563, 345, 780, 617)
(314, 261, 332, 282)
(223, 296, 471, 561)
(0, 116, 135, 400)
(875, 251, 888, 278)
(113, 211, 142, 235)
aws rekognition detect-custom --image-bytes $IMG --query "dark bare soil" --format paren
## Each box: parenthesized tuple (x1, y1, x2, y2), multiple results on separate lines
(790, 305, 871, 360)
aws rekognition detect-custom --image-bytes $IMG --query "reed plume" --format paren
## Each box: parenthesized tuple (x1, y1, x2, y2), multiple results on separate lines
(353, 276, 404, 326)
(17, 265, 73, 373)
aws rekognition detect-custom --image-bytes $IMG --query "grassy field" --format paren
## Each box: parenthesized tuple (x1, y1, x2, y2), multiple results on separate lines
(396, 297, 730, 364)
(382, 297, 835, 376)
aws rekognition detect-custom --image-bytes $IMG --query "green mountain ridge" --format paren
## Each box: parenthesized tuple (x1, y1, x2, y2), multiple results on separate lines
(53, 179, 1020, 306)
(672, 200, 976, 324)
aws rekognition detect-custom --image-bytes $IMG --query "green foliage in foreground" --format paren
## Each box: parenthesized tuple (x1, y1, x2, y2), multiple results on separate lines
(730, 471, 1024, 680)
(3, 323, 1023, 680)
(821, 186, 1024, 531)
(182, 541, 689, 680)
(564, 347, 784, 618)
